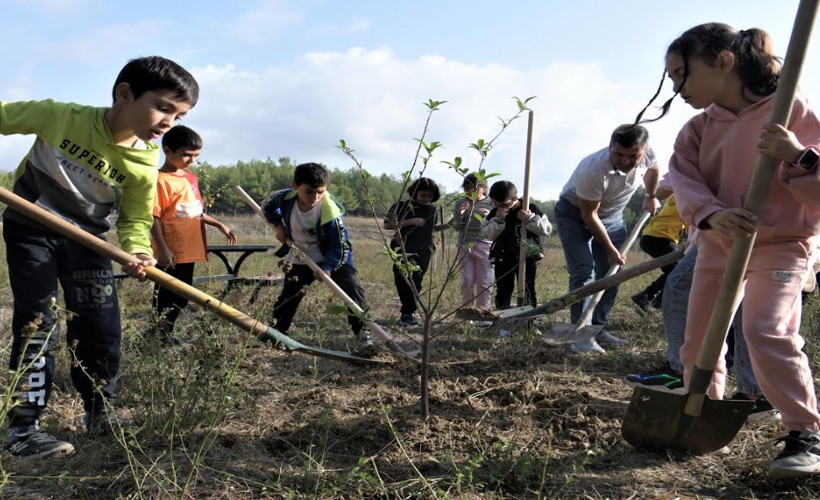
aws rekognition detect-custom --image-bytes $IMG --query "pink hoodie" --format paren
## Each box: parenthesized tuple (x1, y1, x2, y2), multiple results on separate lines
(670, 94, 820, 243)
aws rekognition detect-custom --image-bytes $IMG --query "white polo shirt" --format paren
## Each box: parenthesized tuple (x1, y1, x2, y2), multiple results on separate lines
(559, 145, 656, 222)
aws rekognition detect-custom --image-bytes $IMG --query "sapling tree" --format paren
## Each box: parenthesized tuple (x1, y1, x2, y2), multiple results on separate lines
(338, 96, 535, 418)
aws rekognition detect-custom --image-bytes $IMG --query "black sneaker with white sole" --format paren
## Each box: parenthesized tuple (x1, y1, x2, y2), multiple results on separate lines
(6, 428, 74, 459)
(769, 430, 820, 479)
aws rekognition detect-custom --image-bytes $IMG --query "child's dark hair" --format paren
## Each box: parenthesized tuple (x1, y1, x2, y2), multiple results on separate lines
(407, 177, 441, 202)
(489, 181, 518, 203)
(635, 23, 780, 124)
(112, 56, 200, 106)
(463, 172, 487, 190)
(162, 125, 202, 151)
(294, 162, 329, 188)
(611, 124, 649, 148)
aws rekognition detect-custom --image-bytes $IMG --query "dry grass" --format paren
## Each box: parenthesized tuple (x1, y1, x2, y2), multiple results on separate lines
(0, 215, 819, 498)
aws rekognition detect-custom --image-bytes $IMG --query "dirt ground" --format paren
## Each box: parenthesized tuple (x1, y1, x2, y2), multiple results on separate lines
(2, 219, 820, 498)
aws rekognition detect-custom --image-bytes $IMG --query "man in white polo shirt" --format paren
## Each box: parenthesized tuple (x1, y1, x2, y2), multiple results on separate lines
(555, 124, 660, 353)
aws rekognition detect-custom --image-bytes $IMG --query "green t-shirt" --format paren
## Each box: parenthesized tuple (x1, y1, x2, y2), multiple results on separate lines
(0, 99, 160, 254)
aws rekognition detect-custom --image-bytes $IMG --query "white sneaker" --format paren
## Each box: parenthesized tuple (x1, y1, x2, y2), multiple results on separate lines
(769, 430, 820, 479)
(596, 330, 628, 348)
(498, 329, 513, 337)
(569, 337, 606, 354)
(478, 320, 494, 328)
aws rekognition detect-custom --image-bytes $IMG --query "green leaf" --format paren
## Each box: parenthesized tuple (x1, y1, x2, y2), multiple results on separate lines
(326, 304, 350, 315)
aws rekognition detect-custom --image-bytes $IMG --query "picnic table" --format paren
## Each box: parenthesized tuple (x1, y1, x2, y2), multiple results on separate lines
(197, 243, 278, 285)
(115, 243, 281, 288)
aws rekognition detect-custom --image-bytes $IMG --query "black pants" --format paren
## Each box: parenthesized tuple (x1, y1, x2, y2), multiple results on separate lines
(273, 263, 367, 335)
(638, 234, 678, 298)
(152, 262, 195, 335)
(4, 219, 121, 426)
(493, 256, 537, 309)
(392, 249, 432, 315)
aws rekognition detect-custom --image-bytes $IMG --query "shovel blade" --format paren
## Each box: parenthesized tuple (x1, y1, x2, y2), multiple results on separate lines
(261, 326, 389, 366)
(543, 324, 603, 345)
(622, 386, 755, 455)
(495, 305, 534, 319)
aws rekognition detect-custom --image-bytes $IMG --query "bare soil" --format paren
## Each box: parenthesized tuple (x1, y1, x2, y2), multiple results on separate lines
(1, 217, 820, 499)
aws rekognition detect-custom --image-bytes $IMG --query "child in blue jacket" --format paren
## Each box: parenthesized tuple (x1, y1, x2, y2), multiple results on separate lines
(262, 163, 370, 344)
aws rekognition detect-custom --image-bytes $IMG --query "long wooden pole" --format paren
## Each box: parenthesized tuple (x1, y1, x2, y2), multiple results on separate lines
(0, 187, 384, 365)
(234, 186, 415, 359)
(516, 110, 535, 306)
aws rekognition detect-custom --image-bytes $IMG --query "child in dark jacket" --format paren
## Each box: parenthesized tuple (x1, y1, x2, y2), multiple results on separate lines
(480, 180, 552, 309)
(384, 177, 447, 327)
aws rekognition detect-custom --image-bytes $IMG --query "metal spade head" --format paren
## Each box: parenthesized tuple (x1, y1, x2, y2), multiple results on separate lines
(622, 386, 756, 455)
(543, 323, 604, 345)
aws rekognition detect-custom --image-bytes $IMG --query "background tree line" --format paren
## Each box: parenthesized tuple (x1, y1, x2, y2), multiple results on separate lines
(0, 157, 647, 231)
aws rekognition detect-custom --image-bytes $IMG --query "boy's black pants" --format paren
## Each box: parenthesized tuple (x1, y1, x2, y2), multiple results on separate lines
(4, 219, 121, 427)
(273, 263, 367, 335)
(153, 262, 195, 335)
(493, 256, 537, 309)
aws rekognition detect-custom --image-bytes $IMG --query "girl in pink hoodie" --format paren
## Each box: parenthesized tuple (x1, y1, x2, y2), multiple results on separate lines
(652, 23, 820, 478)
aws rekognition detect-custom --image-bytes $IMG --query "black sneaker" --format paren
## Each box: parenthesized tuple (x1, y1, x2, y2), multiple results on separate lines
(631, 292, 652, 313)
(650, 292, 663, 309)
(397, 313, 419, 327)
(624, 363, 685, 394)
(729, 393, 781, 424)
(6, 428, 75, 459)
(769, 430, 820, 479)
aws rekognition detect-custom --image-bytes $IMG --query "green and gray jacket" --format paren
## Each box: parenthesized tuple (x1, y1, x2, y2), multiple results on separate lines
(0, 99, 160, 254)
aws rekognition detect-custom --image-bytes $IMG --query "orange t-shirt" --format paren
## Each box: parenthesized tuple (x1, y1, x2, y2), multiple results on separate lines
(152, 170, 207, 263)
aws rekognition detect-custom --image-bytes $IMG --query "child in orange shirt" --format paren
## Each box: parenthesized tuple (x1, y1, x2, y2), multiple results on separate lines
(150, 125, 237, 342)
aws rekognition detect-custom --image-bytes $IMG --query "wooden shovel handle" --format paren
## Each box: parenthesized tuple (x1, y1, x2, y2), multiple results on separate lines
(517, 110, 535, 304)
(0, 186, 273, 339)
(573, 210, 652, 329)
(233, 186, 410, 356)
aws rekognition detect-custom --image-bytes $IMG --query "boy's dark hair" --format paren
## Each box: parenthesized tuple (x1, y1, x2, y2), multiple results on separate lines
(407, 177, 441, 202)
(635, 23, 779, 124)
(112, 56, 200, 106)
(489, 180, 518, 202)
(610, 124, 649, 148)
(294, 162, 329, 188)
(463, 172, 487, 190)
(162, 125, 203, 151)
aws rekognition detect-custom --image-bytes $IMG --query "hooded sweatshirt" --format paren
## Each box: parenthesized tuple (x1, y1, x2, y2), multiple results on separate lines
(670, 94, 820, 244)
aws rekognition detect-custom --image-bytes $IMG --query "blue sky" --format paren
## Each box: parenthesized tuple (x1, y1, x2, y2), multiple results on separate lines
(2, 0, 818, 199)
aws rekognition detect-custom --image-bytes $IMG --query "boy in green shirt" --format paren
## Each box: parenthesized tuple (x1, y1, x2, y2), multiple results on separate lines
(1, 56, 199, 458)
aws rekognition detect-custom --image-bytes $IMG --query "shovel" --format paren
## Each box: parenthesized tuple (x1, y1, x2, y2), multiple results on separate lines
(516, 110, 535, 308)
(622, 0, 817, 455)
(234, 186, 418, 359)
(0, 187, 386, 366)
(545, 210, 651, 344)
(496, 248, 685, 322)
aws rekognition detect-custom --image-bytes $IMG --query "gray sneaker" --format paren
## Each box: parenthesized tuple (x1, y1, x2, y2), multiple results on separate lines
(6, 428, 74, 459)
(596, 330, 628, 348)
(570, 337, 606, 354)
(769, 430, 820, 479)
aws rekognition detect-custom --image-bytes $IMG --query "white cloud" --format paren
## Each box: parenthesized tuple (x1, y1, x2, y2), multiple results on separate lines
(185, 48, 697, 200)
(224, 0, 302, 43)
(0, 45, 697, 201)
(308, 18, 371, 36)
